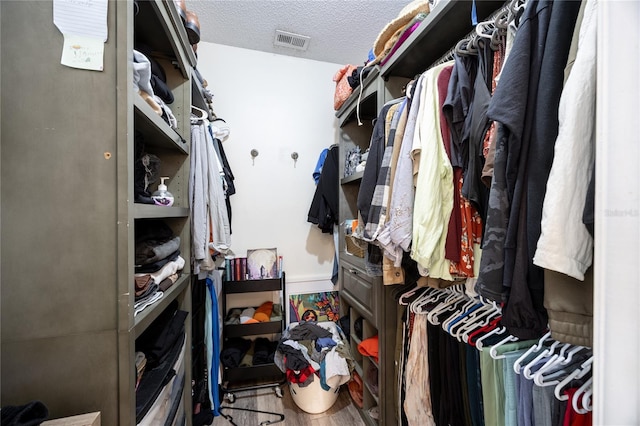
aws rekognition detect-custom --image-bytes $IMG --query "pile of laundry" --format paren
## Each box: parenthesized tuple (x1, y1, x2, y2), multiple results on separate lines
(275, 321, 354, 389)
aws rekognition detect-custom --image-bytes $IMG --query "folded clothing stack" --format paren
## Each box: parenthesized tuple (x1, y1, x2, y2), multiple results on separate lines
(220, 337, 279, 368)
(133, 220, 185, 316)
(224, 303, 283, 325)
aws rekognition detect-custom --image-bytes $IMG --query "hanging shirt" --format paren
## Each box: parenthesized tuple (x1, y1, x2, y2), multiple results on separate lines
(477, 0, 582, 339)
(534, 0, 597, 280)
(411, 61, 455, 281)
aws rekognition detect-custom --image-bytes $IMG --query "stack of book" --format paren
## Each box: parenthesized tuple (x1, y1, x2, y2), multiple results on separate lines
(225, 248, 283, 281)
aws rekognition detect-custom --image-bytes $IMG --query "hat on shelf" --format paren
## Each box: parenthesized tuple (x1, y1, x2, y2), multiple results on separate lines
(185, 10, 201, 45)
(371, 0, 430, 65)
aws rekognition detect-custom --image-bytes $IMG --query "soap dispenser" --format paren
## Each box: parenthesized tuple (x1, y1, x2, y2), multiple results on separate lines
(151, 177, 174, 207)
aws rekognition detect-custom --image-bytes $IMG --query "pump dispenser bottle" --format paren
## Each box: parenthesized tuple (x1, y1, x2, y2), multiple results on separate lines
(151, 177, 174, 206)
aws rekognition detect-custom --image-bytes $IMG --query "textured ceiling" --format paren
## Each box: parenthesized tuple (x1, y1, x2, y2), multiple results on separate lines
(187, 0, 411, 65)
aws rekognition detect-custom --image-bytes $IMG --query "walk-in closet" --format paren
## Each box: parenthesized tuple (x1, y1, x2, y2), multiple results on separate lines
(1, 0, 638, 425)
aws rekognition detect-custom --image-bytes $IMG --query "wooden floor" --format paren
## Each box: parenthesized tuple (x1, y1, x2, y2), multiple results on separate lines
(212, 383, 366, 426)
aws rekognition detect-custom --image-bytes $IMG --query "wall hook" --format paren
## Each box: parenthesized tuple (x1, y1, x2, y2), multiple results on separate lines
(291, 152, 298, 167)
(250, 149, 259, 166)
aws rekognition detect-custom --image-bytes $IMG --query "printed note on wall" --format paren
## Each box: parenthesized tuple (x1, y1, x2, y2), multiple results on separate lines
(60, 34, 104, 71)
(53, 0, 108, 71)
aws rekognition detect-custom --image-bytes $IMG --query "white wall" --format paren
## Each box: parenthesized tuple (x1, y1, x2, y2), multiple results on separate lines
(594, 1, 640, 423)
(196, 42, 342, 297)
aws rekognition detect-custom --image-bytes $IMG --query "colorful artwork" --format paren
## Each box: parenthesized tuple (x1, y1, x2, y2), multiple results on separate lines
(289, 291, 340, 324)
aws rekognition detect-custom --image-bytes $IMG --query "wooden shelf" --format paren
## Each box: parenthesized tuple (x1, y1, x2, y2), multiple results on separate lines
(223, 278, 282, 294)
(224, 321, 283, 338)
(134, 94, 189, 154)
(380, 0, 505, 78)
(191, 76, 208, 112)
(134, 274, 190, 338)
(336, 66, 380, 127)
(135, 0, 195, 79)
(342, 170, 364, 185)
(134, 204, 189, 219)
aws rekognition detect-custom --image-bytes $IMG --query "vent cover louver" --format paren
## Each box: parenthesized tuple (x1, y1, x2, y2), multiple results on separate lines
(274, 30, 310, 51)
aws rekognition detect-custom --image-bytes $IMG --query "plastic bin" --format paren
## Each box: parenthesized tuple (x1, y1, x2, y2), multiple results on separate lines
(289, 378, 341, 414)
(281, 321, 351, 414)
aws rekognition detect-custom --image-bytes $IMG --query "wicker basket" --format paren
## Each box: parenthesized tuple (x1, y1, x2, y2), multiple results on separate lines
(345, 235, 366, 258)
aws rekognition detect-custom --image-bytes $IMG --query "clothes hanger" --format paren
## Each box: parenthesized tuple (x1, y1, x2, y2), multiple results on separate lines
(489, 333, 520, 359)
(572, 377, 592, 415)
(411, 286, 448, 315)
(534, 346, 589, 387)
(445, 299, 487, 336)
(522, 339, 563, 379)
(475, 325, 508, 351)
(581, 384, 593, 413)
(191, 105, 208, 121)
(398, 283, 421, 305)
(467, 315, 502, 347)
(455, 299, 501, 342)
(513, 331, 552, 374)
(441, 295, 480, 332)
(554, 356, 593, 401)
(426, 289, 467, 325)
(459, 308, 501, 343)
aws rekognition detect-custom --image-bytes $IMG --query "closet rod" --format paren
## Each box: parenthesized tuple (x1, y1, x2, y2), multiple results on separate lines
(429, 0, 515, 68)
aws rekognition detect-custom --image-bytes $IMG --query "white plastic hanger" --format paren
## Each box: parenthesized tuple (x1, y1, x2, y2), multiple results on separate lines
(533, 345, 587, 386)
(399, 284, 420, 306)
(410, 287, 446, 314)
(572, 377, 592, 414)
(489, 333, 520, 359)
(441, 296, 479, 332)
(513, 331, 551, 374)
(427, 290, 467, 325)
(522, 339, 562, 379)
(191, 105, 208, 121)
(475, 325, 507, 351)
(447, 299, 489, 338)
(457, 300, 501, 342)
(554, 356, 593, 401)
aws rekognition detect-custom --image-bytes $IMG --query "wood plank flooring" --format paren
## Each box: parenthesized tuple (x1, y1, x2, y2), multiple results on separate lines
(212, 384, 366, 426)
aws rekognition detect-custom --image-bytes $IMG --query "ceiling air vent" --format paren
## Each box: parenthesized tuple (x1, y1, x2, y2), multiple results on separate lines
(274, 30, 310, 51)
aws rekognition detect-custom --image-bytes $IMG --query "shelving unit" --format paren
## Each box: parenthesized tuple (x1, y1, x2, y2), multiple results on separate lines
(335, 1, 505, 424)
(220, 274, 287, 402)
(1, 1, 197, 424)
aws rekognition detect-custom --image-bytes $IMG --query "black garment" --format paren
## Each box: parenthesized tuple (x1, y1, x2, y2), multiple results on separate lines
(461, 41, 493, 224)
(443, 54, 478, 169)
(286, 322, 332, 341)
(347, 66, 373, 89)
(252, 338, 277, 365)
(135, 250, 180, 274)
(134, 132, 161, 205)
(583, 166, 595, 237)
(135, 219, 174, 245)
(220, 337, 252, 368)
(481, 0, 581, 339)
(426, 321, 441, 426)
(214, 137, 235, 233)
(466, 344, 485, 426)
(136, 333, 184, 422)
(136, 236, 181, 266)
(136, 302, 188, 367)
(307, 145, 339, 233)
(277, 343, 310, 371)
(1, 401, 49, 426)
(135, 43, 174, 104)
